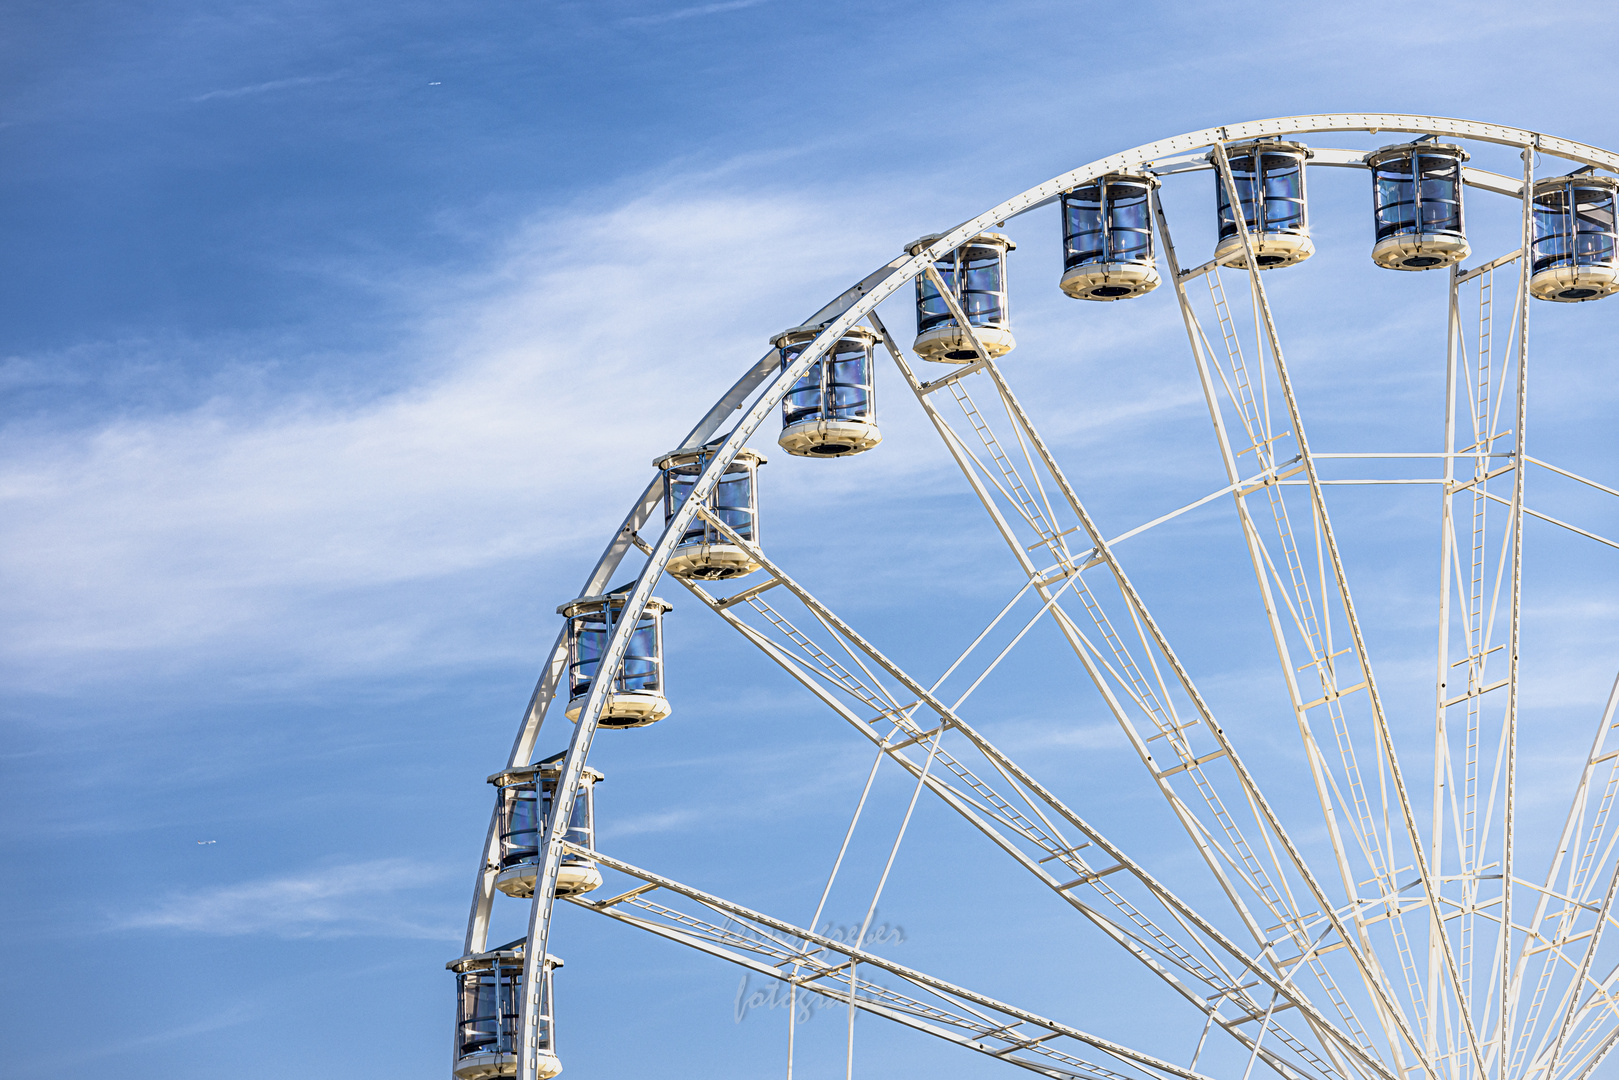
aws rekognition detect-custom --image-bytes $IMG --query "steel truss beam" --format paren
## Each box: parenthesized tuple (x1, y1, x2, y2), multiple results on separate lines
(1440, 247, 1519, 1080)
(1498, 147, 1535, 1080)
(1155, 156, 1545, 1080)
(874, 340, 1391, 1077)
(1501, 674, 1619, 1080)
(885, 259, 1430, 1075)
(563, 843, 1213, 1080)
(678, 505, 1373, 1080)
(669, 578, 1327, 1080)
(1169, 142, 1470, 1080)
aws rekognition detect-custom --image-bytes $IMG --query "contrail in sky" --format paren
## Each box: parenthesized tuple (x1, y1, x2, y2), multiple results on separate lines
(192, 72, 346, 103)
(619, 0, 767, 28)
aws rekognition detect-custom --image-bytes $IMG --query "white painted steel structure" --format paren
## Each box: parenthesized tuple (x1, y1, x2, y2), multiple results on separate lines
(450, 115, 1619, 1080)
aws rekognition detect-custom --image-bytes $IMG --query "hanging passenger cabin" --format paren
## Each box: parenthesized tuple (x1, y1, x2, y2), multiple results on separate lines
(1059, 173, 1161, 300)
(449, 944, 562, 1080)
(1367, 141, 1471, 270)
(773, 323, 881, 457)
(1212, 140, 1315, 269)
(1530, 172, 1619, 301)
(490, 753, 604, 899)
(654, 446, 766, 579)
(907, 232, 1016, 362)
(560, 588, 672, 727)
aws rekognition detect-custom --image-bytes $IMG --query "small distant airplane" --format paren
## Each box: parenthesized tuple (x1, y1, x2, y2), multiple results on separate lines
(197, 840, 216, 845)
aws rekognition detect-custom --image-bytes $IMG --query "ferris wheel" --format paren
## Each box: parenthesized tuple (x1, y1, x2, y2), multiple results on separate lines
(444, 114, 1619, 1080)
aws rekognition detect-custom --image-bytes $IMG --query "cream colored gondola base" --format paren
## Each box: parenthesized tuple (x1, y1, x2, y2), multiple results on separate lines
(911, 324, 1015, 364)
(666, 542, 761, 581)
(454, 1050, 560, 1080)
(1214, 231, 1315, 270)
(454, 1051, 514, 1080)
(1059, 261, 1161, 301)
(1371, 233, 1470, 271)
(778, 419, 881, 457)
(565, 690, 671, 728)
(1531, 263, 1619, 302)
(495, 861, 604, 900)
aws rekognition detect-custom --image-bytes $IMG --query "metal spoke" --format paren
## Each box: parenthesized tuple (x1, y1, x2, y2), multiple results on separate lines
(677, 507, 1383, 1079)
(1158, 146, 1467, 1076)
(879, 293, 1397, 1073)
(878, 289, 1400, 1071)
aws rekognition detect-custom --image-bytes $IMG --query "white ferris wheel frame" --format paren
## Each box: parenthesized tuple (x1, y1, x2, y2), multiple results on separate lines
(455, 114, 1619, 1080)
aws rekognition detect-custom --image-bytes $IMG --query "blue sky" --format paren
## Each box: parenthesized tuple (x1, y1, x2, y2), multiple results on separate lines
(5, 3, 1619, 1080)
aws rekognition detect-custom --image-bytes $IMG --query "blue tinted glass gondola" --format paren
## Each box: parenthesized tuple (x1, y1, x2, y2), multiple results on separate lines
(448, 945, 562, 1080)
(560, 586, 672, 727)
(1060, 173, 1161, 301)
(1367, 141, 1470, 270)
(490, 753, 605, 899)
(1212, 140, 1315, 270)
(773, 323, 881, 457)
(655, 445, 766, 579)
(1531, 172, 1619, 302)
(906, 232, 1016, 363)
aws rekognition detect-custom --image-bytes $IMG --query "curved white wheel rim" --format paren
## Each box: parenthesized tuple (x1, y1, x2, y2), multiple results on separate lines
(453, 115, 1619, 1080)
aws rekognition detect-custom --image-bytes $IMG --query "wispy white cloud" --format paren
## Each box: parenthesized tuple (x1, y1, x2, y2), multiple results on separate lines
(191, 72, 346, 103)
(0, 180, 913, 691)
(12, 1003, 258, 1072)
(619, 0, 768, 28)
(993, 719, 1124, 754)
(601, 807, 707, 838)
(118, 858, 452, 938)
(0, 164, 1266, 701)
